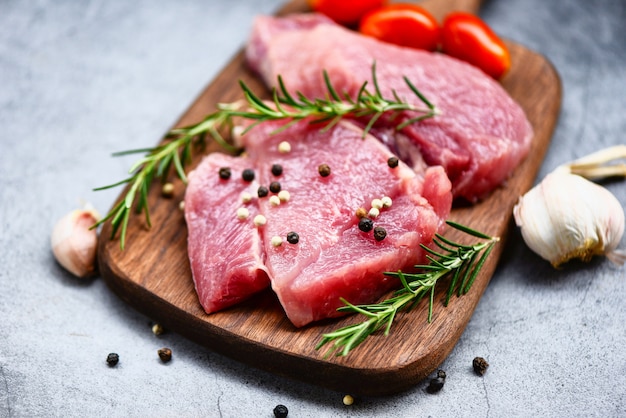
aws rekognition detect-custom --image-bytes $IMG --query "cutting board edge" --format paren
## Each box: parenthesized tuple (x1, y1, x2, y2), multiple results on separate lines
(95, 0, 564, 397)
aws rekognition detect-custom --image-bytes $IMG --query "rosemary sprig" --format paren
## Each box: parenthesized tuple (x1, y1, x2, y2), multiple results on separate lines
(315, 221, 499, 358)
(93, 63, 437, 249)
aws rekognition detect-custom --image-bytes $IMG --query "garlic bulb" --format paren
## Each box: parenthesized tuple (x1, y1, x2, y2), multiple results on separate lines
(514, 146, 626, 268)
(51, 204, 101, 278)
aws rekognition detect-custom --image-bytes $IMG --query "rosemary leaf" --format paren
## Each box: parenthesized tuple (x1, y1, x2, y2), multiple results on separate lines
(403, 76, 435, 110)
(371, 61, 383, 98)
(324, 70, 342, 102)
(447, 220, 494, 240)
(444, 265, 462, 306)
(277, 75, 297, 105)
(172, 150, 186, 183)
(92, 177, 133, 191)
(463, 239, 496, 294)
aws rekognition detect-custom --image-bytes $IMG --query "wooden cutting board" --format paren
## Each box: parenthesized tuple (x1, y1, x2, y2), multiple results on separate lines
(98, 0, 561, 396)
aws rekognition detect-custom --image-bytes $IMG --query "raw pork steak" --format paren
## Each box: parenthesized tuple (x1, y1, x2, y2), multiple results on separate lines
(238, 120, 452, 327)
(185, 153, 270, 313)
(246, 14, 533, 202)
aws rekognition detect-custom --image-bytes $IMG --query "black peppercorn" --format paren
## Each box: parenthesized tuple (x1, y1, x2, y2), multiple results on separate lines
(271, 164, 283, 176)
(218, 167, 231, 180)
(273, 404, 288, 418)
(387, 157, 399, 168)
(473, 357, 489, 376)
(242, 169, 255, 182)
(358, 218, 374, 232)
(373, 226, 387, 241)
(426, 377, 445, 393)
(158, 347, 172, 363)
(257, 186, 269, 198)
(426, 369, 446, 393)
(106, 353, 119, 367)
(318, 163, 331, 177)
(286, 232, 299, 244)
(269, 181, 281, 193)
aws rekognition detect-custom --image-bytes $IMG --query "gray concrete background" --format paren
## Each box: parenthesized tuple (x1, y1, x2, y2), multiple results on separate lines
(1, 0, 625, 416)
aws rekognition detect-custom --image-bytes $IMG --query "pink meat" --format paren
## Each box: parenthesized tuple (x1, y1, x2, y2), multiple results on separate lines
(184, 153, 270, 313)
(239, 120, 451, 327)
(245, 14, 533, 202)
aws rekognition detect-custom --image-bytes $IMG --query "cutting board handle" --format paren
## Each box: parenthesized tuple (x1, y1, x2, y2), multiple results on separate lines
(418, 0, 484, 21)
(284, 0, 484, 22)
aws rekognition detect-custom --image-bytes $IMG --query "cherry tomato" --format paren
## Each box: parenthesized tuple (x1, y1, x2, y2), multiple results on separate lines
(359, 4, 440, 51)
(441, 12, 511, 79)
(307, 0, 388, 26)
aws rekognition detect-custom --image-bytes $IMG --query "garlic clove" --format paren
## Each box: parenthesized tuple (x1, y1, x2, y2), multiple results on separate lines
(514, 168, 625, 268)
(51, 204, 101, 278)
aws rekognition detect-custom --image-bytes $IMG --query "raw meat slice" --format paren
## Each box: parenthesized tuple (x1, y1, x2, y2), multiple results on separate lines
(239, 120, 452, 327)
(245, 14, 533, 202)
(246, 13, 334, 79)
(184, 152, 270, 313)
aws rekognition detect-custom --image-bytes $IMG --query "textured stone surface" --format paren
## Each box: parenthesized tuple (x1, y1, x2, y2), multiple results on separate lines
(1, 0, 625, 416)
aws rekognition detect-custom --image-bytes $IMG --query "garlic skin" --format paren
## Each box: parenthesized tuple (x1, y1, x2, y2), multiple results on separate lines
(51, 205, 101, 278)
(513, 168, 625, 267)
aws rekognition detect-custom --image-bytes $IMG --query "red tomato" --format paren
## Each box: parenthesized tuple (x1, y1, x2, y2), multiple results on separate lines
(359, 4, 440, 51)
(441, 12, 511, 79)
(307, 0, 388, 26)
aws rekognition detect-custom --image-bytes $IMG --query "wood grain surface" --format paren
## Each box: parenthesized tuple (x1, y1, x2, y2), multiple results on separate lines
(97, 0, 561, 396)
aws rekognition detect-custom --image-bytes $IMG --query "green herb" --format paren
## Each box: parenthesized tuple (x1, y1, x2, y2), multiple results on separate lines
(230, 61, 438, 136)
(316, 221, 499, 358)
(93, 63, 437, 249)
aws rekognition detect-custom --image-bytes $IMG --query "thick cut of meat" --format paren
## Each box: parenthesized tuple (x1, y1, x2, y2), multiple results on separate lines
(246, 14, 533, 202)
(184, 153, 270, 313)
(238, 120, 452, 327)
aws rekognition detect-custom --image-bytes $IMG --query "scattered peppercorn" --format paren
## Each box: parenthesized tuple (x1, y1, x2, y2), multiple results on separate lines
(232, 125, 244, 142)
(271, 164, 283, 176)
(387, 156, 399, 168)
(236, 207, 250, 220)
(426, 376, 445, 394)
(381, 196, 393, 208)
(426, 369, 446, 393)
(358, 218, 374, 232)
(242, 169, 255, 182)
(151, 323, 164, 335)
(278, 141, 291, 154)
(355, 207, 368, 219)
(271, 236, 283, 247)
(342, 395, 354, 406)
(371, 198, 383, 210)
(269, 181, 282, 193)
(106, 353, 119, 367)
(258, 186, 269, 198)
(179, 200, 185, 211)
(473, 357, 489, 376)
(286, 232, 300, 244)
(278, 190, 291, 202)
(161, 182, 174, 198)
(158, 347, 172, 363)
(273, 404, 289, 418)
(219, 167, 231, 180)
(373, 226, 387, 241)
(253, 214, 267, 227)
(241, 192, 253, 203)
(368, 207, 380, 219)
(269, 195, 281, 206)
(318, 163, 331, 177)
